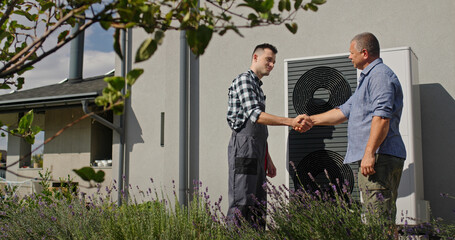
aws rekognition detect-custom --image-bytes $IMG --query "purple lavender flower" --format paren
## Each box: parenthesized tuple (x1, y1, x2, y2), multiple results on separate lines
(440, 193, 449, 198)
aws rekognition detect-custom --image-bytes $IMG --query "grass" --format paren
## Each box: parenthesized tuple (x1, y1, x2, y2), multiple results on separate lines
(1, 172, 454, 239)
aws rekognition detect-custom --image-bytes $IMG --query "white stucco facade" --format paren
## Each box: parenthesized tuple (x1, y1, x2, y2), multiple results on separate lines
(112, 0, 455, 221)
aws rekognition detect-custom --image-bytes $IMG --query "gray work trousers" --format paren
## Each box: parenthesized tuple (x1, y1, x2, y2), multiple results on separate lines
(227, 119, 268, 227)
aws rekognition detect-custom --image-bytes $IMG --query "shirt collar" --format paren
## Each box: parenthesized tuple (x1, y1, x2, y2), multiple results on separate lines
(248, 69, 263, 86)
(360, 58, 383, 77)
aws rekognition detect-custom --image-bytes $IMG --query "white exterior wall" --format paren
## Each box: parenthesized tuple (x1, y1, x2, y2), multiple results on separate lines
(111, 30, 181, 200)
(120, 0, 455, 220)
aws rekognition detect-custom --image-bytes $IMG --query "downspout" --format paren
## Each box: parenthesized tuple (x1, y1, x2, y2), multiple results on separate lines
(123, 29, 133, 204)
(117, 28, 131, 205)
(179, 31, 189, 207)
(188, 0, 201, 203)
(189, 47, 199, 200)
(185, 0, 201, 205)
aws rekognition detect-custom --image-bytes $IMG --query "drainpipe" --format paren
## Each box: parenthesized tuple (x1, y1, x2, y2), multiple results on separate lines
(179, 31, 189, 207)
(122, 29, 133, 204)
(117, 28, 132, 206)
(189, 48, 199, 200)
(183, 0, 201, 205)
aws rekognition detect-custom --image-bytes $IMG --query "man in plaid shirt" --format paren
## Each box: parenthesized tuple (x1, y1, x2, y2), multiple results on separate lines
(226, 43, 312, 228)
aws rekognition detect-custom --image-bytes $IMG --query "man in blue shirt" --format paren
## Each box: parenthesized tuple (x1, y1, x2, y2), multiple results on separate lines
(301, 33, 406, 225)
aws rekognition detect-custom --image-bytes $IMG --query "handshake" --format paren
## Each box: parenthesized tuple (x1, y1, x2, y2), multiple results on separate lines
(292, 114, 314, 133)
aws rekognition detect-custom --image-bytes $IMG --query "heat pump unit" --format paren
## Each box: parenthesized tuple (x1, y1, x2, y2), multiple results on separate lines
(284, 47, 429, 224)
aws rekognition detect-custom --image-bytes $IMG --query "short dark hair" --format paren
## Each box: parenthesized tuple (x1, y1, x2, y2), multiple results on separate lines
(252, 43, 278, 56)
(351, 32, 380, 57)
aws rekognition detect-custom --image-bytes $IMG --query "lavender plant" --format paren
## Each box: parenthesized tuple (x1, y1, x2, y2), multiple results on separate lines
(1, 172, 454, 240)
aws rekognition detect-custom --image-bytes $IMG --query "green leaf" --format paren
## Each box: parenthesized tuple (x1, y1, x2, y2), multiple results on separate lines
(135, 37, 157, 63)
(95, 96, 108, 107)
(57, 30, 69, 43)
(248, 13, 258, 20)
(285, 22, 298, 34)
(113, 29, 123, 60)
(18, 110, 34, 131)
(31, 125, 42, 135)
(25, 135, 35, 144)
(183, 12, 191, 23)
(261, 0, 274, 12)
(39, 1, 55, 12)
(99, 21, 111, 30)
(0, 84, 11, 89)
(186, 25, 213, 55)
(294, 0, 303, 10)
(93, 170, 105, 183)
(112, 101, 124, 115)
(13, 10, 35, 21)
(308, 3, 318, 11)
(16, 77, 24, 90)
(104, 76, 125, 91)
(165, 10, 174, 22)
(311, 0, 326, 5)
(73, 167, 105, 183)
(278, 0, 285, 11)
(154, 30, 165, 45)
(73, 167, 94, 181)
(285, 0, 291, 11)
(259, 12, 269, 19)
(125, 22, 136, 28)
(126, 68, 144, 86)
(0, 30, 10, 42)
(17, 66, 34, 76)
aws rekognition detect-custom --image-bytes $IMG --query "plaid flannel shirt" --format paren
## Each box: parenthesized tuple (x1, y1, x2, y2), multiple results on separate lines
(227, 70, 266, 130)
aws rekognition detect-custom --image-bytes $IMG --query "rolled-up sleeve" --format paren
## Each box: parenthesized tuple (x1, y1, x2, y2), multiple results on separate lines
(338, 95, 353, 119)
(369, 72, 394, 119)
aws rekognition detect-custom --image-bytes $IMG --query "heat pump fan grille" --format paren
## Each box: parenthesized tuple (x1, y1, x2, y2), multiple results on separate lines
(292, 66, 352, 115)
(293, 150, 354, 194)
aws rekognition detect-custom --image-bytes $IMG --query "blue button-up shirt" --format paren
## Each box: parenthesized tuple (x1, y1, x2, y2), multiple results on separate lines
(338, 58, 406, 164)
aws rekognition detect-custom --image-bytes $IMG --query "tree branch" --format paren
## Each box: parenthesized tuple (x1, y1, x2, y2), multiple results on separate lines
(1, 5, 88, 77)
(0, 0, 21, 28)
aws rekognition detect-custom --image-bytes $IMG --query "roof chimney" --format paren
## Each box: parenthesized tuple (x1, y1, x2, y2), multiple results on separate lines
(68, 15, 85, 83)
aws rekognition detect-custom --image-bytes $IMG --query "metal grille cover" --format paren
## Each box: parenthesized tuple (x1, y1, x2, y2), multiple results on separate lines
(293, 150, 354, 194)
(292, 66, 352, 115)
(287, 55, 359, 199)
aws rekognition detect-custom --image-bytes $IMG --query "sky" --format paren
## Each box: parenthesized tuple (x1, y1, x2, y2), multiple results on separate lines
(0, 20, 116, 151)
(1, 23, 115, 93)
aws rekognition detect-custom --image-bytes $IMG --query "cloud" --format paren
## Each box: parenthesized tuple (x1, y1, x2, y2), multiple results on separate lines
(1, 14, 115, 95)
(83, 50, 115, 78)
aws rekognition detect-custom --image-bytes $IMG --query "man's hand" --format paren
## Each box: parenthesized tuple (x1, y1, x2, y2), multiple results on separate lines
(360, 153, 376, 176)
(266, 154, 276, 178)
(292, 114, 313, 133)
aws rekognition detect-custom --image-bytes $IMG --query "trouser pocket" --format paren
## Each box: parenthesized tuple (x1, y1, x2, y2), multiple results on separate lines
(235, 157, 257, 175)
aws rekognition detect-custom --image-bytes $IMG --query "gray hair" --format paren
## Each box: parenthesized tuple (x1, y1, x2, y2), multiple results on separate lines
(351, 32, 380, 57)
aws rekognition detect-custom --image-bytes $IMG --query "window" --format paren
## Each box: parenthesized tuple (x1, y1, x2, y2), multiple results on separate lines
(30, 132, 44, 168)
(19, 131, 44, 169)
(91, 110, 113, 167)
(19, 112, 45, 169)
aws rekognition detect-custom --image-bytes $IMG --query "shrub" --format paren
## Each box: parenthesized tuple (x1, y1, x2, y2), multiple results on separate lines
(1, 173, 454, 239)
